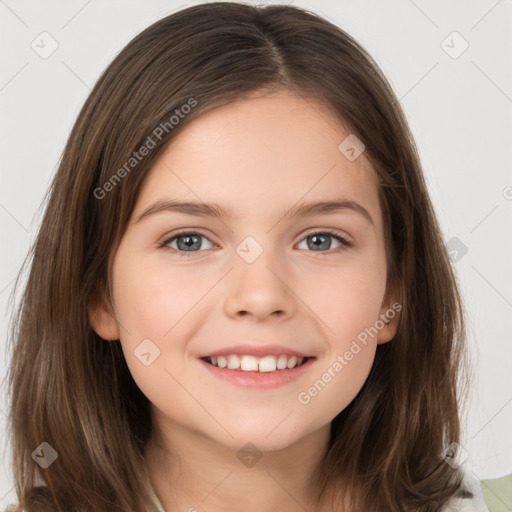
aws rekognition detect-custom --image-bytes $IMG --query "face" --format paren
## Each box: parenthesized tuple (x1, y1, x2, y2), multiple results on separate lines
(90, 88, 400, 452)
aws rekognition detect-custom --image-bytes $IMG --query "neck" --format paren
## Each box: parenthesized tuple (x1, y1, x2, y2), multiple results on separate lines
(143, 416, 332, 512)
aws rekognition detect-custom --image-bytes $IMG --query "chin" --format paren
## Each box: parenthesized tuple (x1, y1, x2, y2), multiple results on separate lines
(213, 416, 307, 453)
(221, 433, 300, 454)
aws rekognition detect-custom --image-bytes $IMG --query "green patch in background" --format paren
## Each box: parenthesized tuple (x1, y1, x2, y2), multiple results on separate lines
(481, 474, 512, 512)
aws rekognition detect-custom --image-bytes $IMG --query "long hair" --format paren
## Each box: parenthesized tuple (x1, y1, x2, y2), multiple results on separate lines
(4, 2, 469, 510)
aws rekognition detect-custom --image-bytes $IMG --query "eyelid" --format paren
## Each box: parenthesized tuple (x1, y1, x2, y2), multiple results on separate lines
(158, 227, 353, 253)
(301, 227, 353, 244)
(157, 228, 216, 248)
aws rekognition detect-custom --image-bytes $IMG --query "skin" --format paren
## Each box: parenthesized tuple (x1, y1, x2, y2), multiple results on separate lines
(90, 88, 400, 512)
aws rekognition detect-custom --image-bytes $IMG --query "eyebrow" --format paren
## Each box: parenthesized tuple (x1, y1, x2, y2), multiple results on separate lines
(135, 198, 374, 225)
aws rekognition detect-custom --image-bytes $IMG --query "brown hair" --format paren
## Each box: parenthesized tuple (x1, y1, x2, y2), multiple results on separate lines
(4, 2, 470, 510)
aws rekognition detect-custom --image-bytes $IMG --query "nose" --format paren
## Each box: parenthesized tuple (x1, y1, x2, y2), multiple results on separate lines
(223, 249, 297, 321)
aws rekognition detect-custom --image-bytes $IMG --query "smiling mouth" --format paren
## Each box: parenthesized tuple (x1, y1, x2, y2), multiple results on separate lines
(201, 354, 313, 372)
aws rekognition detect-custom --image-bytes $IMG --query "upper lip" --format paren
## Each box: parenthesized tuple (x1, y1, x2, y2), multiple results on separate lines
(197, 344, 315, 359)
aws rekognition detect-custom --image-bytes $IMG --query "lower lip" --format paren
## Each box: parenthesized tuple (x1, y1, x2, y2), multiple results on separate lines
(198, 357, 316, 389)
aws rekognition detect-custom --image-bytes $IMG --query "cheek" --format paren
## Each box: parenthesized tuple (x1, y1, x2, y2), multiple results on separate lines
(296, 343, 376, 435)
(112, 254, 199, 341)
(300, 254, 387, 345)
(293, 252, 386, 416)
(111, 252, 212, 386)
(111, 255, 208, 421)
(296, 271, 382, 424)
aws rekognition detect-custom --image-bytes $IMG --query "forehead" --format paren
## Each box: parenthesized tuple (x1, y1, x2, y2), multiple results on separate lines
(134, 89, 381, 227)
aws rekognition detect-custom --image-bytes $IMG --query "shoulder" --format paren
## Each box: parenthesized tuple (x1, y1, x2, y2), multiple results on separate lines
(441, 472, 489, 512)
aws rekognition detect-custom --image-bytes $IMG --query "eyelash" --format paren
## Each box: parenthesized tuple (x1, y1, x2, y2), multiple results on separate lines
(158, 229, 353, 257)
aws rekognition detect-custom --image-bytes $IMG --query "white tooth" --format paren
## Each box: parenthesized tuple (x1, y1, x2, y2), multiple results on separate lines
(296, 357, 304, 366)
(211, 356, 217, 366)
(258, 355, 277, 372)
(240, 355, 258, 371)
(217, 356, 227, 368)
(227, 354, 241, 369)
(287, 356, 298, 369)
(276, 355, 288, 370)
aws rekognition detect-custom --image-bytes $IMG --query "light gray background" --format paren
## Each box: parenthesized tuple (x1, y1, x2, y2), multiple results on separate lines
(1, 0, 511, 506)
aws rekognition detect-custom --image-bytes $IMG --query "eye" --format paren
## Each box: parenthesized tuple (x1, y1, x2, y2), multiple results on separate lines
(296, 230, 352, 253)
(159, 229, 352, 256)
(160, 231, 214, 255)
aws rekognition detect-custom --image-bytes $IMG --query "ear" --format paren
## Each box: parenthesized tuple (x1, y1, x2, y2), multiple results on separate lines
(88, 286, 120, 341)
(376, 277, 402, 345)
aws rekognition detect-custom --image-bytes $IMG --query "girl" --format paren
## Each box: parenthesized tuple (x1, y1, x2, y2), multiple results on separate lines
(3, 2, 489, 511)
